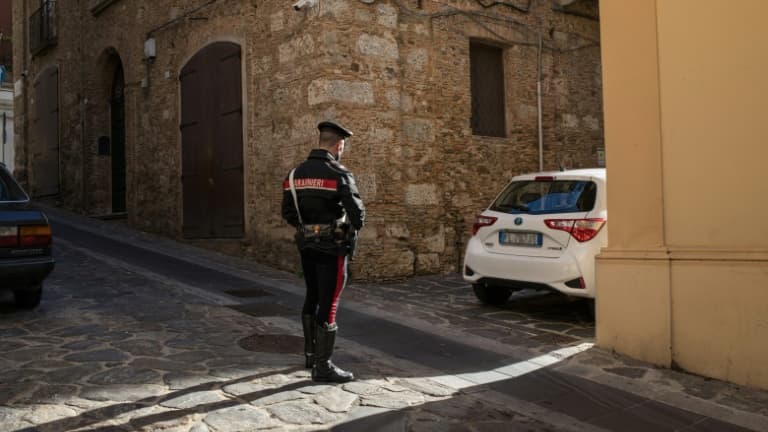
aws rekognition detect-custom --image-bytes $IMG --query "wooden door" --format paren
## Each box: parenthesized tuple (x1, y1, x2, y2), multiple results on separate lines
(31, 67, 59, 196)
(180, 43, 244, 238)
(111, 63, 126, 213)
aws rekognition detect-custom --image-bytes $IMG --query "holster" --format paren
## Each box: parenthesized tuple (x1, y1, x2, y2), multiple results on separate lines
(300, 223, 335, 241)
(295, 222, 352, 256)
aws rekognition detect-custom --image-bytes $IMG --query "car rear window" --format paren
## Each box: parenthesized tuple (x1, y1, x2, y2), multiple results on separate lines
(0, 167, 29, 202)
(490, 180, 597, 214)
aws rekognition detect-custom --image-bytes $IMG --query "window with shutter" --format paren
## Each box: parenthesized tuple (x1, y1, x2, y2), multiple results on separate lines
(29, 0, 57, 55)
(470, 41, 506, 138)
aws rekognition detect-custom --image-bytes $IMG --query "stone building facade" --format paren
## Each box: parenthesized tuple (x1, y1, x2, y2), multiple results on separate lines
(0, 0, 13, 171)
(14, 0, 602, 280)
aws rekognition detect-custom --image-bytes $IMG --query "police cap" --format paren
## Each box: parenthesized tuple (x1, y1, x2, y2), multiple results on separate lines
(317, 121, 353, 138)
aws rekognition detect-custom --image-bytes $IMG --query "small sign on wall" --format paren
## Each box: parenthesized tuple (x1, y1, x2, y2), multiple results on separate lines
(596, 146, 606, 167)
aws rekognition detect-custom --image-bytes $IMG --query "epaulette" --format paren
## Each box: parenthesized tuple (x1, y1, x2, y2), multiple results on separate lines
(328, 160, 351, 174)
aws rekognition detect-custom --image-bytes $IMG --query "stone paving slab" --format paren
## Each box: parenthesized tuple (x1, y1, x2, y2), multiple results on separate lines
(0, 205, 764, 432)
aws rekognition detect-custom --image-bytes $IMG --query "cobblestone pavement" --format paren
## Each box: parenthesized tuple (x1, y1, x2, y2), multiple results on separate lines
(342, 277, 768, 431)
(1, 206, 767, 432)
(344, 275, 596, 354)
(1, 242, 558, 432)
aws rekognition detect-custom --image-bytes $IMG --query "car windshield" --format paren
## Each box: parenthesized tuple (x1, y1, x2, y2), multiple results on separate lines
(0, 166, 30, 202)
(490, 179, 597, 214)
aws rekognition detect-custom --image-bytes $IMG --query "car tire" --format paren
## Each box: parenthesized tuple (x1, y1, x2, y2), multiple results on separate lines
(472, 283, 511, 306)
(14, 284, 42, 309)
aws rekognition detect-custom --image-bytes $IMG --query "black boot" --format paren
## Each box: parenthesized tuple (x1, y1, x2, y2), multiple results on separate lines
(301, 314, 315, 368)
(312, 322, 354, 383)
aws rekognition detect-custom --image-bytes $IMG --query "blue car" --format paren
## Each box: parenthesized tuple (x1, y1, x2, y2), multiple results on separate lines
(0, 163, 55, 308)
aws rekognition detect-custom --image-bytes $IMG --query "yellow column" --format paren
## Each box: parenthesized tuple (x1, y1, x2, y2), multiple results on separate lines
(595, 0, 671, 367)
(598, 0, 768, 389)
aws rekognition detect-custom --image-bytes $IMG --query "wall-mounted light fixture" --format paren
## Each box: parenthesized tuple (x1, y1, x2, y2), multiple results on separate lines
(144, 38, 157, 63)
(143, 38, 157, 96)
(292, 0, 317, 11)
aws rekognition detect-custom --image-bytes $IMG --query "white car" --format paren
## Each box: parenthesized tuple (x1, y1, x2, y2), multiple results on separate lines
(463, 168, 607, 310)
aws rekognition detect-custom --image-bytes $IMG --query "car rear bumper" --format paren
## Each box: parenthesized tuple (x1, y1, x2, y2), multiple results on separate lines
(0, 256, 55, 289)
(462, 237, 595, 298)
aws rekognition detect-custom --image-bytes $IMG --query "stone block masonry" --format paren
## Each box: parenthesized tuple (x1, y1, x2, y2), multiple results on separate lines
(13, 0, 603, 280)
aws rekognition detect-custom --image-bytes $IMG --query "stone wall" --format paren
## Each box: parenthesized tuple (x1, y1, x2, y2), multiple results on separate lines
(14, 0, 603, 280)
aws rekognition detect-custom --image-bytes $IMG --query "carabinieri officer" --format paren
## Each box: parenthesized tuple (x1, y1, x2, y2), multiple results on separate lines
(282, 121, 365, 383)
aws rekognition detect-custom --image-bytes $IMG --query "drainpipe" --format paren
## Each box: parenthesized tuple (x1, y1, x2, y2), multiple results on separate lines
(536, 27, 544, 172)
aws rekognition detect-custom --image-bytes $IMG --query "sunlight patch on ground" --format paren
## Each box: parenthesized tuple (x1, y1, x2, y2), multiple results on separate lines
(429, 342, 595, 389)
(5, 345, 595, 431)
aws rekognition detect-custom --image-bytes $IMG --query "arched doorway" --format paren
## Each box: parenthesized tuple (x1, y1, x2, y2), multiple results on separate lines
(111, 62, 126, 213)
(30, 66, 59, 197)
(180, 42, 244, 238)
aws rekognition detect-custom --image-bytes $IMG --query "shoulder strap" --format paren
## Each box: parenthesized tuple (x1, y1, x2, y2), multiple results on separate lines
(289, 169, 303, 226)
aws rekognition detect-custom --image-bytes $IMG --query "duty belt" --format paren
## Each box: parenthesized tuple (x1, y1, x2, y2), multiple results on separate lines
(301, 223, 334, 239)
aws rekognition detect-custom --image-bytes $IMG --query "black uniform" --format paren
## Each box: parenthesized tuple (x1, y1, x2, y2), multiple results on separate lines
(282, 148, 365, 325)
(282, 122, 364, 383)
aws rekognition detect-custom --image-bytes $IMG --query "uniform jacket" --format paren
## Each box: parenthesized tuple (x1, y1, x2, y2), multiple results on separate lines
(282, 149, 365, 233)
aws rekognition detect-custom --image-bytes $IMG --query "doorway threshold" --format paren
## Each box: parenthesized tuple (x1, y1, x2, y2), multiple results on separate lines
(90, 212, 127, 221)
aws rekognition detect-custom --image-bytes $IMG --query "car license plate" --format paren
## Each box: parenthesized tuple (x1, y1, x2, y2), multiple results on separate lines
(499, 231, 542, 247)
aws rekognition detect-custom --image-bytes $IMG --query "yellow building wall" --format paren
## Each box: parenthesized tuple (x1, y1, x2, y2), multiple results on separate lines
(597, 0, 665, 251)
(657, 1, 768, 247)
(597, 0, 768, 390)
(596, 258, 671, 366)
(673, 262, 768, 388)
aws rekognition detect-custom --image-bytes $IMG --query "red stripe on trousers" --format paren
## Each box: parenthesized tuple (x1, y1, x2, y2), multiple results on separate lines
(328, 255, 346, 324)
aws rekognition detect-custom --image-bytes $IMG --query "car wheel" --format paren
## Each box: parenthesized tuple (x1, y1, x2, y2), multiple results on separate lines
(14, 284, 43, 309)
(472, 283, 511, 306)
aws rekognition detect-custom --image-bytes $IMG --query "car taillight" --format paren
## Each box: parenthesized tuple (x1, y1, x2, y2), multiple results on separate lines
(472, 215, 498, 236)
(0, 226, 18, 247)
(544, 218, 605, 242)
(19, 225, 52, 247)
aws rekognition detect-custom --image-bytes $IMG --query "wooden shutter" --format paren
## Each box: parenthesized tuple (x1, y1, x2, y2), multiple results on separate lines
(470, 42, 506, 138)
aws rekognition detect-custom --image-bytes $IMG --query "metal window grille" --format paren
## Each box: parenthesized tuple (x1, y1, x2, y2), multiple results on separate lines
(29, 1, 57, 55)
(470, 42, 506, 138)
